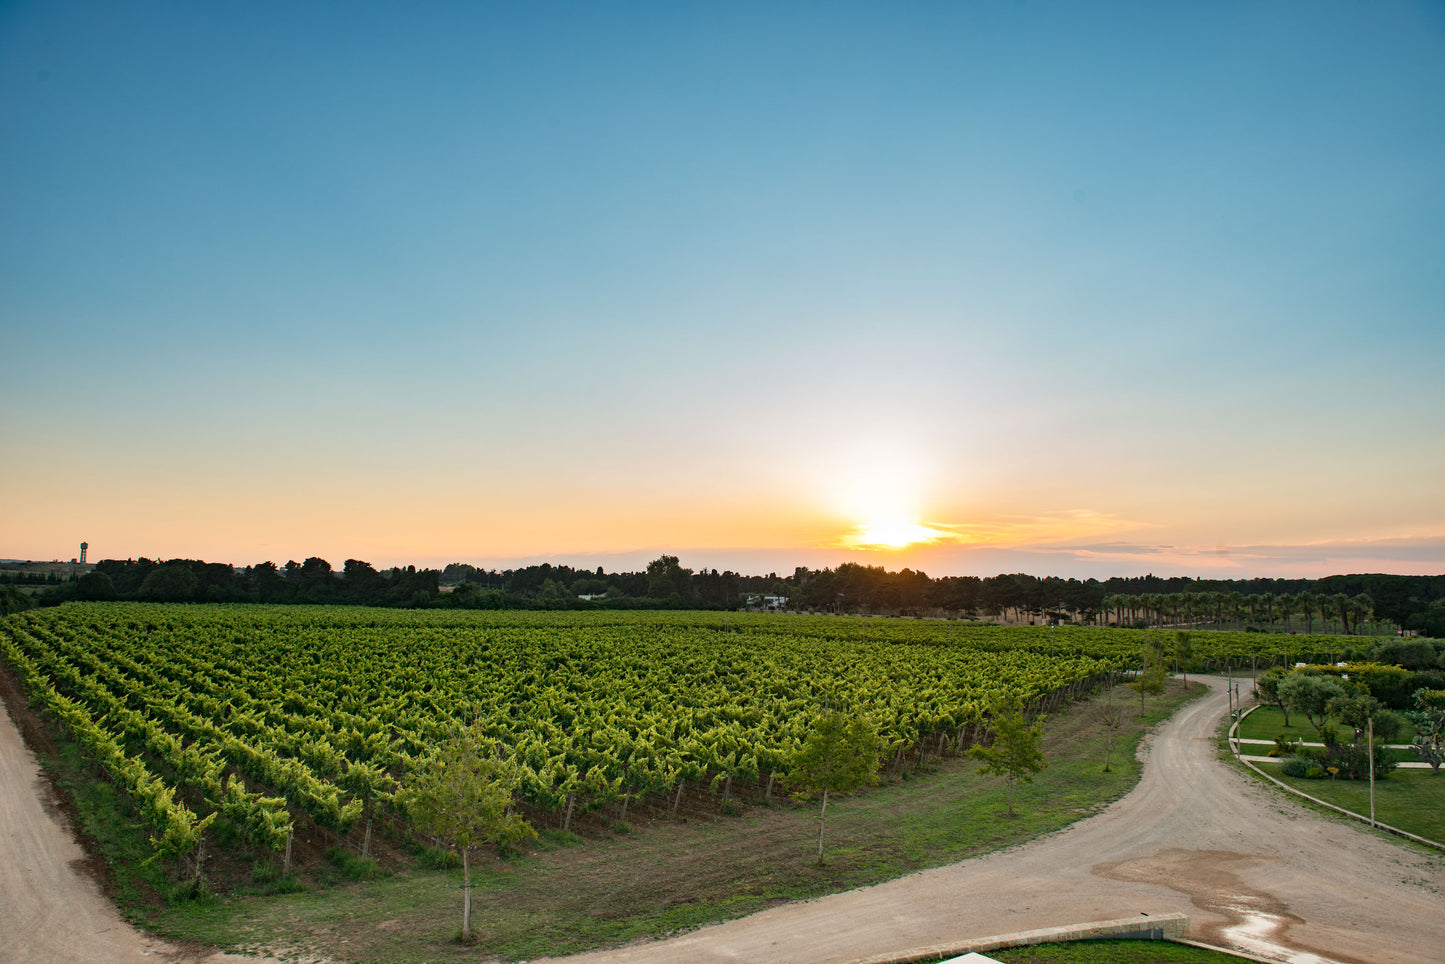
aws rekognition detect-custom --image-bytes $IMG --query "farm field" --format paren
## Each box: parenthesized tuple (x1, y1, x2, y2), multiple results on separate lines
(9, 663, 1203, 962)
(0, 604, 1358, 960)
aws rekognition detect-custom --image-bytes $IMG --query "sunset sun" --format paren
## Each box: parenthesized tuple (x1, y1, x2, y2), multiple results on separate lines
(843, 518, 948, 550)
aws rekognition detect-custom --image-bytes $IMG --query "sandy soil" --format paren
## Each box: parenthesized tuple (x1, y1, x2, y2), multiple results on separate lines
(0, 696, 278, 964)
(548, 676, 1445, 964)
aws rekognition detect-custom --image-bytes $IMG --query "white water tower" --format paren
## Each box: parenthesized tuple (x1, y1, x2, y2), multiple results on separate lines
(80, 542, 88, 564)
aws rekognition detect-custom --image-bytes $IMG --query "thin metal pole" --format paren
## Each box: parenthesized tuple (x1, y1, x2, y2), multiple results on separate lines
(1369, 717, 1376, 828)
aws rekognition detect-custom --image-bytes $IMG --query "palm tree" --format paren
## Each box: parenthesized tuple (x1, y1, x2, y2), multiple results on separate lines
(1261, 592, 1276, 631)
(1330, 592, 1351, 635)
(1297, 590, 1316, 634)
(1277, 592, 1294, 633)
(1351, 593, 1374, 637)
(1230, 591, 1246, 631)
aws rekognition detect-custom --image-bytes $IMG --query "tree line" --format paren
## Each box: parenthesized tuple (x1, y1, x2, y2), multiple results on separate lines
(10, 555, 1444, 636)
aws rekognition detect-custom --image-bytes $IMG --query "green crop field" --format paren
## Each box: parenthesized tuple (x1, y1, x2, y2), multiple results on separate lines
(1, 604, 1294, 960)
(0, 603, 1359, 875)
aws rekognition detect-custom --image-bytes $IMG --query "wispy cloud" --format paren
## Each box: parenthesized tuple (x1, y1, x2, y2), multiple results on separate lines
(1032, 534, 1445, 577)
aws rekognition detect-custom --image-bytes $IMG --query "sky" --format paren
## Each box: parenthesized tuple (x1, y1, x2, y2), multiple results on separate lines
(2, 1, 1443, 580)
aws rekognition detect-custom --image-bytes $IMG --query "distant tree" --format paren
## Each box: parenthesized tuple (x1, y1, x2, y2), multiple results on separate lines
(1404, 689, 1445, 775)
(1297, 590, 1317, 634)
(0, 585, 33, 615)
(571, 577, 608, 597)
(75, 570, 116, 601)
(342, 559, 384, 605)
(1174, 631, 1193, 685)
(536, 579, 574, 607)
(1372, 639, 1440, 671)
(1278, 674, 1348, 734)
(786, 709, 882, 863)
(1091, 698, 1127, 773)
(1327, 692, 1403, 745)
(645, 555, 693, 602)
(1130, 635, 1171, 714)
(247, 561, 288, 603)
(968, 699, 1047, 816)
(296, 556, 336, 602)
(1255, 666, 1294, 725)
(137, 563, 198, 602)
(396, 730, 535, 942)
(1405, 601, 1445, 640)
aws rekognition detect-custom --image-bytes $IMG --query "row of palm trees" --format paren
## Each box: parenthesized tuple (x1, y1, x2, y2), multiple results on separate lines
(1095, 590, 1379, 635)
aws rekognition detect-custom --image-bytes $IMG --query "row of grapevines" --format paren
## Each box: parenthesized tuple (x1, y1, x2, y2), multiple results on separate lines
(2, 603, 1133, 859)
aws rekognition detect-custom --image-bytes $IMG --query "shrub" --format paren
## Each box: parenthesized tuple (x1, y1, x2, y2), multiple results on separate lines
(1373, 639, 1441, 671)
(1280, 756, 1310, 778)
(539, 828, 582, 847)
(1319, 742, 1397, 781)
(326, 846, 381, 880)
(1271, 736, 1300, 757)
(417, 845, 460, 869)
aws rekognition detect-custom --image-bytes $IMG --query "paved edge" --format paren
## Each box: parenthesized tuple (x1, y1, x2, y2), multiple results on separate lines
(847, 913, 1190, 964)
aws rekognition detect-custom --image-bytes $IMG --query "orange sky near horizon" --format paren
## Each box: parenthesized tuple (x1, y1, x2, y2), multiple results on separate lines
(3, 4, 1443, 581)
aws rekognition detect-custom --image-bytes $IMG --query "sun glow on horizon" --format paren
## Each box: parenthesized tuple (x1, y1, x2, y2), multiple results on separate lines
(841, 518, 949, 550)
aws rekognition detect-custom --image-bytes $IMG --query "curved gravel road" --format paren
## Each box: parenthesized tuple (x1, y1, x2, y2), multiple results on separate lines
(549, 676, 1445, 964)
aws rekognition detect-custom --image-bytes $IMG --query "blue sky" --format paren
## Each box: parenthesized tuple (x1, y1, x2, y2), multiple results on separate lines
(3, 1, 1443, 578)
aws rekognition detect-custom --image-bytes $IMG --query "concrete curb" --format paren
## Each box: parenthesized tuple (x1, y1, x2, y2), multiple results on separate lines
(847, 913, 1190, 963)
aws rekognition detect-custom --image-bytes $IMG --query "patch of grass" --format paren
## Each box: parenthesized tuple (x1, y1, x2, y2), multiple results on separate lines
(325, 846, 382, 881)
(537, 828, 582, 849)
(993, 939, 1246, 962)
(147, 681, 1207, 963)
(1263, 767, 1445, 844)
(42, 742, 178, 911)
(414, 844, 460, 869)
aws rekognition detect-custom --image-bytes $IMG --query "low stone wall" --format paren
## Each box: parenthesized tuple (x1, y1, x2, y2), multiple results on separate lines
(848, 913, 1191, 964)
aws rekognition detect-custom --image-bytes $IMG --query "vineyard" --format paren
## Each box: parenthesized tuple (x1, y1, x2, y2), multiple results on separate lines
(0, 603, 1350, 878)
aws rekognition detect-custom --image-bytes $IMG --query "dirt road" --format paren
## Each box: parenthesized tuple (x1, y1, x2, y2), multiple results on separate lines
(0, 697, 277, 964)
(552, 677, 1445, 964)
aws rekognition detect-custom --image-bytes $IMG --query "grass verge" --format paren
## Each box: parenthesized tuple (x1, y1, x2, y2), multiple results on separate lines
(140, 681, 1203, 963)
(993, 940, 1246, 963)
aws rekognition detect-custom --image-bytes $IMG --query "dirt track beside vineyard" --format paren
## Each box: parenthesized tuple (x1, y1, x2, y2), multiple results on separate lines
(0, 692, 280, 964)
(551, 676, 1445, 964)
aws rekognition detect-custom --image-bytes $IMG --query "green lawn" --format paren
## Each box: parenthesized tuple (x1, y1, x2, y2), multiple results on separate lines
(1263, 767, 1445, 843)
(1237, 704, 1417, 747)
(1234, 705, 1444, 844)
